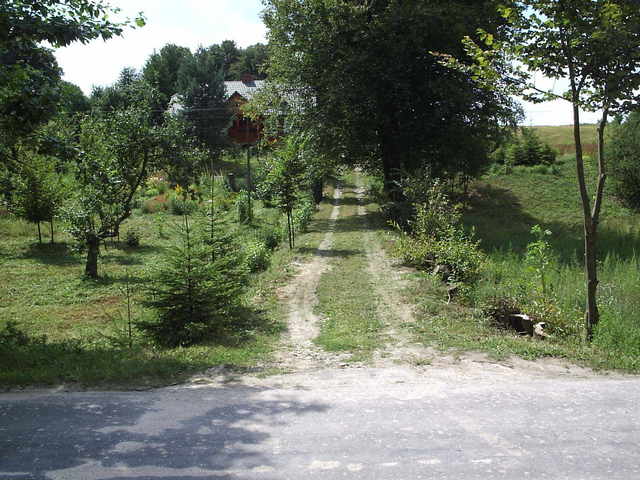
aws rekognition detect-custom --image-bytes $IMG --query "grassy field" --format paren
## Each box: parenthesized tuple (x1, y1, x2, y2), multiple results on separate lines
(398, 149, 640, 372)
(532, 124, 598, 155)
(0, 155, 336, 389)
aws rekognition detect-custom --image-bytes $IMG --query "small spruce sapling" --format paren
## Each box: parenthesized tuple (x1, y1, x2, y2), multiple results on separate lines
(140, 213, 247, 347)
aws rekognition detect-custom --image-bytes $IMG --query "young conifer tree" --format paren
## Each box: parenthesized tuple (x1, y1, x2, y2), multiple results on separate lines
(141, 212, 247, 347)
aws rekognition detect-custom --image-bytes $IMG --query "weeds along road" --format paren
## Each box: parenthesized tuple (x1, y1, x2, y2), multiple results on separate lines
(2, 173, 639, 479)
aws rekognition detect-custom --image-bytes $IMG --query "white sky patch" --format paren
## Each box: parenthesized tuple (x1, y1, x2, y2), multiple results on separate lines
(516, 71, 602, 126)
(53, 1, 598, 126)
(54, 0, 266, 94)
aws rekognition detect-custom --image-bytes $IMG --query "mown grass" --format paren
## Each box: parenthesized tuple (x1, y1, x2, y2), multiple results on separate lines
(0, 174, 336, 388)
(314, 176, 383, 361)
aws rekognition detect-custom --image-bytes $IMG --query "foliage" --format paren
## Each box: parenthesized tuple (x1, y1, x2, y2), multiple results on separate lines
(65, 97, 159, 277)
(167, 191, 198, 216)
(236, 190, 251, 224)
(262, 0, 520, 194)
(140, 214, 248, 347)
(142, 44, 193, 111)
(243, 240, 271, 272)
(0, 0, 143, 154)
(177, 46, 230, 154)
(392, 177, 484, 284)
(493, 128, 556, 167)
(125, 227, 141, 248)
(608, 113, 640, 210)
(13, 153, 66, 243)
(293, 197, 315, 233)
(525, 225, 553, 296)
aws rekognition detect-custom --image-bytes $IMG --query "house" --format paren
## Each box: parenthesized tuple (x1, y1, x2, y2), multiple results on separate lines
(167, 74, 266, 145)
(224, 74, 265, 145)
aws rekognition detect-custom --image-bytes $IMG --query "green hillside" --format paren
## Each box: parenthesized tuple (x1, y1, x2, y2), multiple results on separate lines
(533, 124, 598, 155)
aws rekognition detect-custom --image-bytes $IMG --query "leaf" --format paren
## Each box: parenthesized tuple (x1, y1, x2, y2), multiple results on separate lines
(135, 14, 146, 28)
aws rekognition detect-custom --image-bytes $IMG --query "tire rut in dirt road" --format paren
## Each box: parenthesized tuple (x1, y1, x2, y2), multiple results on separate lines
(275, 186, 352, 371)
(354, 177, 436, 366)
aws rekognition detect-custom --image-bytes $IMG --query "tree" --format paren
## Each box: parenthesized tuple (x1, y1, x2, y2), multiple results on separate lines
(140, 214, 248, 347)
(262, 0, 518, 198)
(65, 101, 159, 278)
(58, 81, 91, 115)
(261, 136, 306, 249)
(608, 113, 640, 210)
(445, 0, 640, 339)
(177, 47, 231, 155)
(0, 0, 144, 165)
(229, 43, 269, 80)
(14, 153, 66, 244)
(142, 44, 193, 111)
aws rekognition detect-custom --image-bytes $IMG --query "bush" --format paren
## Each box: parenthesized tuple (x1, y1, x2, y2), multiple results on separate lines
(244, 240, 270, 272)
(293, 198, 315, 232)
(492, 127, 556, 168)
(392, 178, 484, 284)
(140, 214, 248, 347)
(257, 224, 282, 250)
(168, 193, 198, 216)
(608, 113, 640, 210)
(142, 197, 166, 214)
(125, 227, 141, 247)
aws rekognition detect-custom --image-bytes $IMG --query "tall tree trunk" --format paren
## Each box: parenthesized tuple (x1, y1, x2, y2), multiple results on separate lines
(50, 219, 54, 244)
(85, 235, 100, 278)
(37, 222, 42, 244)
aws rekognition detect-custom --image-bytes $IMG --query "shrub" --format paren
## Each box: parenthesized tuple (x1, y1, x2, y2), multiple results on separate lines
(140, 214, 248, 347)
(125, 227, 141, 247)
(142, 197, 166, 214)
(168, 193, 198, 216)
(244, 240, 271, 272)
(608, 113, 640, 210)
(392, 178, 484, 284)
(293, 198, 315, 232)
(493, 127, 556, 168)
(258, 224, 282, 250)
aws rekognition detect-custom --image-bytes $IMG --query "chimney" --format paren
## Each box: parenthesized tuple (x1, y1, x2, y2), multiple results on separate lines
(241, 73, 255, 84)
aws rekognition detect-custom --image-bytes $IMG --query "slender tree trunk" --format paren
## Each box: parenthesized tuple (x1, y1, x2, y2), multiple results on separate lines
(85, 235, 100, 278)
(37, 222, 42, 244)
(287, 211, 293, 249)
(572, 103, 600, 340)
(246, 147, 253, 223)
(50, 219, 54, 244)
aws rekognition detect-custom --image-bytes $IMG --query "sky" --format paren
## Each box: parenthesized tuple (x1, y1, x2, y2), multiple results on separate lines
(53, 0, 600, 126)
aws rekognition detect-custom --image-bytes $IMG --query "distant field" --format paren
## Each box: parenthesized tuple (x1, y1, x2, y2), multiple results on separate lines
(533, 124, 598, 156)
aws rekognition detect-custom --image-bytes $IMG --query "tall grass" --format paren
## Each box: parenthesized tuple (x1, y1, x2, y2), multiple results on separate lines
(464, 156, 640, 370)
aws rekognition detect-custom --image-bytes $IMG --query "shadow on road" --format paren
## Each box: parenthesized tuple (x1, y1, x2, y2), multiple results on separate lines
(0, 386, 329, 479)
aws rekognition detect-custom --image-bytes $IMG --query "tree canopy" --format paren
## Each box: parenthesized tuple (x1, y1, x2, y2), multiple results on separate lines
(262, 0, 519, 196)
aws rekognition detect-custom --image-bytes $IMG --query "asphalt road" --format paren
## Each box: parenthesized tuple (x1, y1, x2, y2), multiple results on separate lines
(1, 365, 639, 479)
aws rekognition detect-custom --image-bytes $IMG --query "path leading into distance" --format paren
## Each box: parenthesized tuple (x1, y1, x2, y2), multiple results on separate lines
(2, 176, 639, 479)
